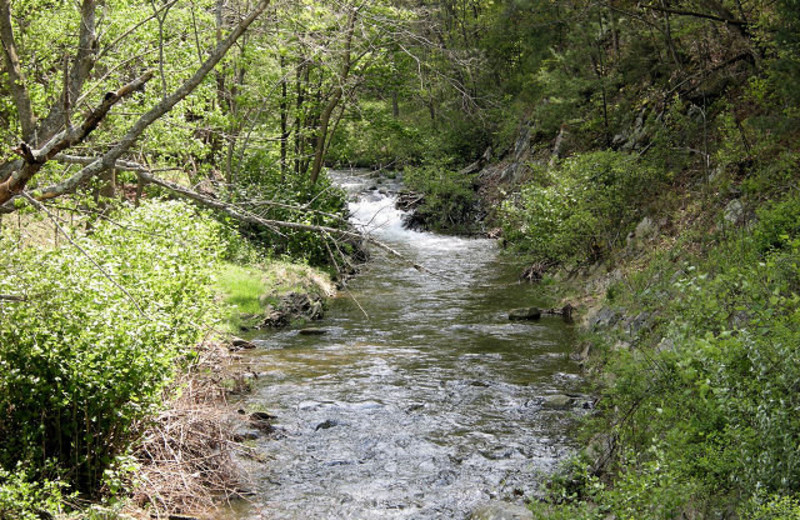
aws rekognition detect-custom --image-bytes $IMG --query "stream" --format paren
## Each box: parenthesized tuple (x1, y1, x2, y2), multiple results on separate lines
(230, 170, 585, 519)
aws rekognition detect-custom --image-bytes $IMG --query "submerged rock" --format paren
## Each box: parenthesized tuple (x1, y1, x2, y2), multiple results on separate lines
(299, 327, 327, 336)
(315, 419, 340, 431)
(470, 501, 533, 520)
(541, 394, 573, 410)
(508, 307, 542, 321)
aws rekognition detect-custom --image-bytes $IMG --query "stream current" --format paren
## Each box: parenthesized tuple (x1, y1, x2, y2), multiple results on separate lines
(232, 170, 584, 519)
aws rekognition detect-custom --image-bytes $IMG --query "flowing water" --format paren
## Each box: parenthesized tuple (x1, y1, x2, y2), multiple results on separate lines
(231, 171, 585, 519)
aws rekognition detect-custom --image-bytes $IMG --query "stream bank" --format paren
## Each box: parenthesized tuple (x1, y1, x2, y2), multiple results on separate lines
(223, 170, 588, 519)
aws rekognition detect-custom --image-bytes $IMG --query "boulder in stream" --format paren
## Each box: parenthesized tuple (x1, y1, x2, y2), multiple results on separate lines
(470, 501, 533, 520)
(508, 307, 542, 321)
(541, 394, 574, 410)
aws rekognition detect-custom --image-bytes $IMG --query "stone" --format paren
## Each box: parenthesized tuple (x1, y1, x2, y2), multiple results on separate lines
(315, 419, 339, 431)
(299, 327, 327, 336)
(541, 394, 573, 410)
(470, 501, 533, 520)
(250, 411, 277, 422)
(655, 338, 675, 354)
(230, 337, 256, 350)
(586, 433, 617, 476)
(508, 307, 541, 321)
(626, 312, 651, 335)
(232, 427, 260, 442)
(634, 217, 656, 240)
(724, 198, 744, 225)
(588, 307, 619, 330)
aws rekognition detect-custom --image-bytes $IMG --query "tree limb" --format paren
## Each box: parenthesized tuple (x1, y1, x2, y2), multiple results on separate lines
(0, 0, 35, 142)
(37, 0, 98, 144)
(641, 3, 750, 36)
(0, 0, 270, 210)
(0, 72, 155, 206)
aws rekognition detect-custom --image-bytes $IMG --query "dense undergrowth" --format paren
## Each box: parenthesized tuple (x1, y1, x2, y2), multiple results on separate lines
(0, 194, 342, 518)
(0, 201, 223, 517)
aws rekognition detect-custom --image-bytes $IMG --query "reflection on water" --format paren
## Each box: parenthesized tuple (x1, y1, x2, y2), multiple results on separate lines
(232, 170, 584, 519)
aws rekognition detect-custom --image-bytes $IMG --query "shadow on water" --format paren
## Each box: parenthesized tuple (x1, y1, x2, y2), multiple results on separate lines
(228, 170, 586, 519)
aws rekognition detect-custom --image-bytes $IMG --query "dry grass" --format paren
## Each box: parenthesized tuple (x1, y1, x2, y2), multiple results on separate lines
(126, 342, 253, 519)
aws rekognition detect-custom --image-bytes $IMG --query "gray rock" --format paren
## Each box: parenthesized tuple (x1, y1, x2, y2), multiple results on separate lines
(232, 427, 260, 442)
(634, 216, 656, 240)
(586, 433, 617, 476)
(542, 394, 573, 410)
(655, 338, 675, 354)
(315, 419, 339, 431)
(588, 307, 619, 330)
(509, 307, 541, 321)
(724, 199, 744, 225)
(626, 312, 651, 335)
(471, 501, 533, 520)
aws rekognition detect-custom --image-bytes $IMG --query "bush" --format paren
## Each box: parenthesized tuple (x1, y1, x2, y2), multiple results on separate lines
(500, 151, 663, 263)
(0, 465, 68, 520)
(0, 200, 223, 495)
(403, 160, 480, 233)
(566, 193, 800, 517)
(231, 151, 350, 265)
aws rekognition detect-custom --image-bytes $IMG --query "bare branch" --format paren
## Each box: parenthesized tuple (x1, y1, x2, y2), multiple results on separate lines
(38, 0, 98, 143)
(0, 0, 35, 142)
(0, 72, 155, 206)
(0, 0, 270, 210)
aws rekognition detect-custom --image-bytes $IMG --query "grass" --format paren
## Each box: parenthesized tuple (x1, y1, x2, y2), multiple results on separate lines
(214, 263, 268, 317)
(213, 260, 336, 331)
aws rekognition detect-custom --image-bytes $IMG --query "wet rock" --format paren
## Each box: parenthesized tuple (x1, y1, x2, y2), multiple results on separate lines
(315, 419, 339, 431)
(541, 394, 573, 410)
(233, 427, 260, 442)
(520, 262, 548, 283)
(230, 336, 256, 350)
(508, 307, 541, 321)
(248, 411, 276, 433)
(299, 327, 327, 336)
(250, 411, 277, 421)
(470, 501, 533, 520)
(261, 292, 326, 328)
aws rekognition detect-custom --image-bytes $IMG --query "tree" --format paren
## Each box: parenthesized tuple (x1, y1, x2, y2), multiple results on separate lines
(0, 0, 269, 211)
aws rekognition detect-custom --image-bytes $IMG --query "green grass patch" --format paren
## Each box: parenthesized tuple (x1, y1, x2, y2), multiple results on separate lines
(215, 263, 269, 317)
(213, 260, 336, 331)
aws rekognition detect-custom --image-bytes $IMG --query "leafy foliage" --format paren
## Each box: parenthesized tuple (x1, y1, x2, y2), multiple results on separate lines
(500, 151, 663, 264)
(403, 161, 480, 234)
(0, 200, 222, 494)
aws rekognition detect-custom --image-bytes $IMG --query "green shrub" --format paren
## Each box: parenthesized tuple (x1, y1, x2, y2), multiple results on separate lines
(0, 464, 68, 520)
(403, 160, 480, 233)
(231, 152, 350, 265)
(500, 151, 662, 263)
(577, 194, 800, 516)
(0, 200, 222, 495)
